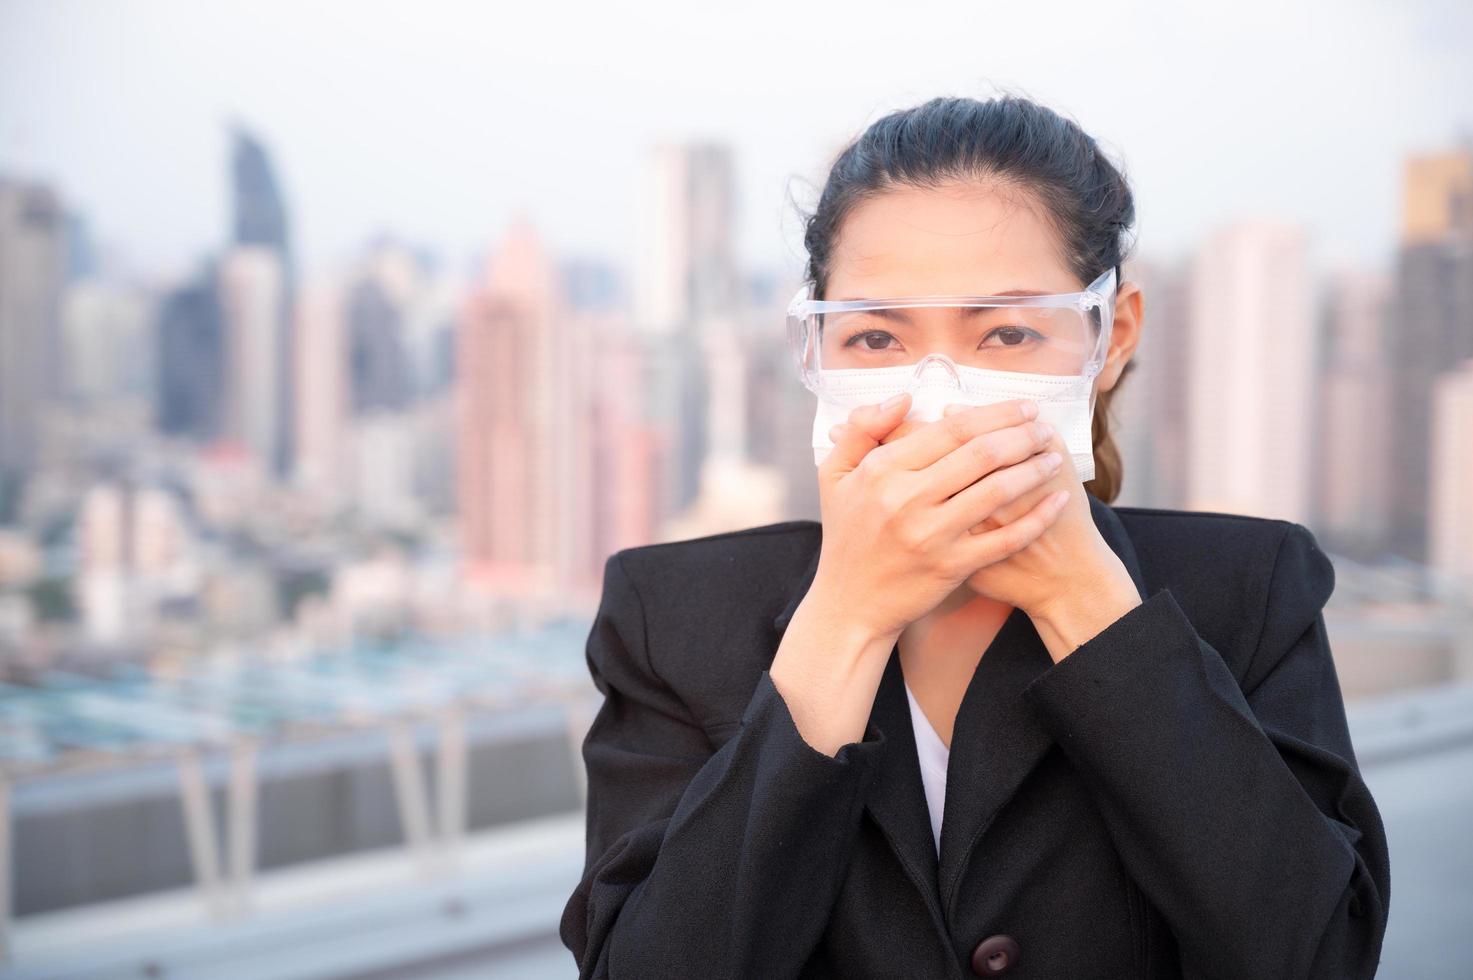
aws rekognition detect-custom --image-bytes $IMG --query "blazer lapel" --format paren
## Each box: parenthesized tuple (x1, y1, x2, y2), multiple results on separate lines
(937, 494, 1149, 920)
(769, 495, 1149, 933)
(771, 538, 951, 937)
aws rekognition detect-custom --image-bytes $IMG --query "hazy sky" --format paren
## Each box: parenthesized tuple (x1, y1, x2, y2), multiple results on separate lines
(2, 0, 1470, 283)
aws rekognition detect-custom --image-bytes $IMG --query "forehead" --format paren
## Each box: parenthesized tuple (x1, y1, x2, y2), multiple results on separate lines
(826, 180, 1079, 299)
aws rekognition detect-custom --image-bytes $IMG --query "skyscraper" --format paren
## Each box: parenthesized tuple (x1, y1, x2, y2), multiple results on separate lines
(156, 268, 225, 441)
(1114, 257, 1193, 510)
(634, 142, 739, 335)
(219, 245, 287, 470)
(1186, 222, 1316, 523)
(232, 128, 291, 256)
(457, 218, 591, 597)
(1430, 360, 1473, 599)
(1387, 149, 1473, 562)
(0, 179, 66, 518)
(230, 127, 294, 477)
(632, 143, 742, 520)
(1315, 270, 1393, 556)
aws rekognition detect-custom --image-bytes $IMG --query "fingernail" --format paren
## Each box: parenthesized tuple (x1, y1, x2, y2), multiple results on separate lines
(881, 392, 907, 411)
(1020, 400, 1039, 419)
(943, 403, 966, 417)
(1042, 451, 1062, 471)
(828, 424, 843, 442)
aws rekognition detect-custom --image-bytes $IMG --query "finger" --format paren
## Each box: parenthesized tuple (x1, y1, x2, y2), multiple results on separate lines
(922, 417, 1056, 501)
(844, 391, 911, 444)
(936, 449, 1063, 537)
(883, 399, 1039, 472)
(820, 392, 909, 476)
(954, 489, 1069, 567)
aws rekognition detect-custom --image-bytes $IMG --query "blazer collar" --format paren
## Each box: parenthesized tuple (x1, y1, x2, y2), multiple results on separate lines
(770, 494, 1148, 933)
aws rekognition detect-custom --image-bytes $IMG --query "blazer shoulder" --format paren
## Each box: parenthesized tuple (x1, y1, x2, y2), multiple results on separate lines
(603, 521, 822, 730)
(1109, 506, 1335, 684)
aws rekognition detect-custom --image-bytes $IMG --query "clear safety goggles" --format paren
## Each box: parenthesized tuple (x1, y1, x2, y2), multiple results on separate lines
(786, 267, 1117, 394)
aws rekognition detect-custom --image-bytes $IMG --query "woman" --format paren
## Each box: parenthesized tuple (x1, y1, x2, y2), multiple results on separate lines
(560, 95, 1391, 979)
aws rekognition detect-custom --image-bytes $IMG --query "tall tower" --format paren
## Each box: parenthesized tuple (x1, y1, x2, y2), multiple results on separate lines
(0, 179, 66, 518)
(634, 142, 739, 335)
(228, 127, 294, 476)
(1430, 360, 1473, 599)
(457, 218, 589, 598)
(1186, 221, 1316, 523)
(633, 143, 741, 521)
(232, 129, 291, 256)
(1314, 270, 1393, 556)
(1387, 149, 1473, 562)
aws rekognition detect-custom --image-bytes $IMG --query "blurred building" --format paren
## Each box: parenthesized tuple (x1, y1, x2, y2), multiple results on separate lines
(634, 142, 740, 335)
(1186, 221, 1316, 523)
(633, 142, 752, 524)
(61, 280, 155, 411)
(156, 267, 227, 442)
(457, 218, 596, 600)
(292, 281, 347, 499)
(1114, 257, 1193, 509)
(219, 244, 289, 474)
(1315, 270, 1394, 556)
(0, 179, 66, 518)
(1387, 148, 1473, 562)
(231, 128, 295, 477)
(1430, 360, 1473, 600)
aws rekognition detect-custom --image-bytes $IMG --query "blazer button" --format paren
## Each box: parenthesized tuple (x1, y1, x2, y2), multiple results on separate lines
(971, 934, 1021, 976)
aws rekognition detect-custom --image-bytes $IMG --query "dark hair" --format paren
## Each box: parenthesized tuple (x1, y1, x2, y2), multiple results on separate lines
(799, 95, 1138, 502)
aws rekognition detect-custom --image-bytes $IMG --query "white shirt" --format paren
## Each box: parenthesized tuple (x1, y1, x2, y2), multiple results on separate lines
(903, 679, 950, 856)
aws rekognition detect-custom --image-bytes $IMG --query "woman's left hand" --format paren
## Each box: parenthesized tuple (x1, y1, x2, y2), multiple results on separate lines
(940, 403, 1144, 659)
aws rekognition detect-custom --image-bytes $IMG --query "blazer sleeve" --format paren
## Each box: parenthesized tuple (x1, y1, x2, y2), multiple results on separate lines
(1019, 522, 1390, 980)
(559, 550, 890, 980)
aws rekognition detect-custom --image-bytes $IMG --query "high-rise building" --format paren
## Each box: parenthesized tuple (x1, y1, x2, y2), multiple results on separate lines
(219, 245, 287, 471)
(0, 180, 66, 515)
(62, 281, 154, 408)
(292, 282, 347, 498)
(1430, 359, 1473, 599)
(1186, 222, 1316, 523)
(230, 127, 294, 476)
(1315, 270, 1393, 556)
(457, 218, 593, 598)
(1114, 257, 1193, 509)
(1387, 148, 1473, 562)
(1431, 359, 1473, 595)
(347, 272, 412, 416)
(232, 128, 291, 256)
(156, 268, 226, 442)
(634, 142, 739, 334)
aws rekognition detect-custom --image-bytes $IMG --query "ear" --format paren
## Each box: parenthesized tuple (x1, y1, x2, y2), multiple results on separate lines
(1095, 279, 1143, 393)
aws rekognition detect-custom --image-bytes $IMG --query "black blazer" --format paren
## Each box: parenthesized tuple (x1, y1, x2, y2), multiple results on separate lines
(559, 494, 1391, 979)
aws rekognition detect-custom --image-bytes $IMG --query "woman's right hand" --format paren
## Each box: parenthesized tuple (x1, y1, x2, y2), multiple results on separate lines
(811, 391, 1069, 642)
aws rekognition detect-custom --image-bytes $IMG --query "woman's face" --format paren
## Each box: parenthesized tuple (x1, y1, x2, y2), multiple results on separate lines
(822, 179, 1138, 446)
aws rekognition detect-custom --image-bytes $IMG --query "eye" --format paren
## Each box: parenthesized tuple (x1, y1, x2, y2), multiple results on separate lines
(981, 326, 1042, 348)
(842, 330, 898, 351)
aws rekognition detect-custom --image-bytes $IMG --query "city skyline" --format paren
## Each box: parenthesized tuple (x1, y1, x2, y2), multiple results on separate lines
(2, 0, 1471, 281)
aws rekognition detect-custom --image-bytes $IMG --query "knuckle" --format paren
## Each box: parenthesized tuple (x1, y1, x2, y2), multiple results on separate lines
(967, 437, 997, 471)
(943, 411, 973, 443)
(876, 479, 909, 518)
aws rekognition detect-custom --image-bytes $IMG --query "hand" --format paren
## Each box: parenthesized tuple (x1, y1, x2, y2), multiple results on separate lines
(938, 402, 1142, 648)
(809, 392, 1070, 642)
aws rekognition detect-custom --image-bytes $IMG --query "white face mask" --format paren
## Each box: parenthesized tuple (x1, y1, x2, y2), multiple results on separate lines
(811, 361, 1097, 482)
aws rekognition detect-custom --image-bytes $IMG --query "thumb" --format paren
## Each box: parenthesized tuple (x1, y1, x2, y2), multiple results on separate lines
(821, 392, 910, 475)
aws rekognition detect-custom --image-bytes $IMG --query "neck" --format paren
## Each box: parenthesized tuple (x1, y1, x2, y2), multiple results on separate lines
(899, 581, 1013, 665)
